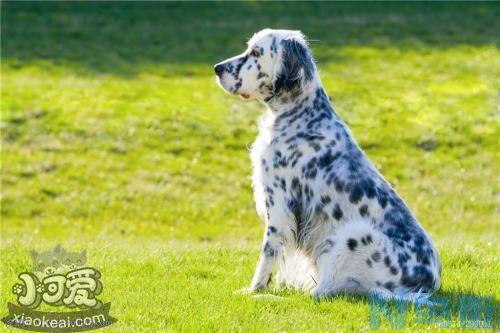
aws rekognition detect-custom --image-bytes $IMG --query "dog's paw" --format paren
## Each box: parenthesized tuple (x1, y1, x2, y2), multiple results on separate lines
(233, 287, 255, 295)
(234, 283, 270, 295)
(310, 286, 332, 301)
(252, 294, 285, 300)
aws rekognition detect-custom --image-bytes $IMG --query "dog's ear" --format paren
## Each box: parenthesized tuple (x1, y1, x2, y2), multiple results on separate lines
(273, 37, 315, 95)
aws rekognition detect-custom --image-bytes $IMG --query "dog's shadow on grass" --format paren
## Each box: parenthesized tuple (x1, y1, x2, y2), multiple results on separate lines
(247, 287, 499, 328)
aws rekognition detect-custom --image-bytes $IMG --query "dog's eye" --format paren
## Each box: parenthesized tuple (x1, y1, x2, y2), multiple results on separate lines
(250, 48, 261, 57)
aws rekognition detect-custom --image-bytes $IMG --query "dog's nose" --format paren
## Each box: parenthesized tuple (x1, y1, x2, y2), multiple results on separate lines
(214, 64, 225, 77)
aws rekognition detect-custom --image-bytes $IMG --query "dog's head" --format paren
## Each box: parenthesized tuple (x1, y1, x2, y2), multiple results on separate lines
(214, 29, 316, 102)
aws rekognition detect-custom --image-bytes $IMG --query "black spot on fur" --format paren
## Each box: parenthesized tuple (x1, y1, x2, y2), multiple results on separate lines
(349, 184, 364, 204)
(400, 265, 435, 292)
(332, 203, 343, 220)
(384, 281, 395, 291)
(366, 259, 373, 267)
(361, 234, 373, 245)
(320, 195, 331, 205)
(257, 72, 268, 79)
(302, 157, 318, 179)
(234, 79, 242, 91)
(397, 251, 410, 266)
(347, 238, 358, 251)
(384, 256, 392, 267)
(318, 150, 336, 169)
(371, 251, 381, 262)
(279, 178, 286, 191)
(334, 178, 344, 192)
(359, 204, 369, 217)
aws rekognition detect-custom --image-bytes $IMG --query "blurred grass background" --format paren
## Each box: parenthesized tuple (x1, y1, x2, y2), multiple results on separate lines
(1, 2, 499, 331)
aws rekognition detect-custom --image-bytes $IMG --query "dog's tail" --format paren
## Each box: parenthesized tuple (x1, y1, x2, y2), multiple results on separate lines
(275, 247, 316, 291)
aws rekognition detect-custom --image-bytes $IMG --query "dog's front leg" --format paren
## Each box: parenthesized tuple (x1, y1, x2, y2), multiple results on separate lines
(249, 215, 288, 291)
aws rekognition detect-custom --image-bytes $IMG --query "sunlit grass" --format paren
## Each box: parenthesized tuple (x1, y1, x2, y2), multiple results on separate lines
(1, 2, 499, 332)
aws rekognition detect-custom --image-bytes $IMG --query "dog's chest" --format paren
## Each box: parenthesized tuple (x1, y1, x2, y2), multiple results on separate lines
(251, 110, 388, 227)
(251, 113, 344, 212)
(252, 108, 347, 177)
(252, 120, 319, 180)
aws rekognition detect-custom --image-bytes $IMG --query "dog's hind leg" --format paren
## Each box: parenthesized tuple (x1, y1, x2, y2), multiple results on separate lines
(310, 237, 338, 298)
(311, 219, 398, 300)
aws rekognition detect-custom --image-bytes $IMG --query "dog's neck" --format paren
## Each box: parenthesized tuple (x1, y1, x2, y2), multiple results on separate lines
(262, 77, 324, 114)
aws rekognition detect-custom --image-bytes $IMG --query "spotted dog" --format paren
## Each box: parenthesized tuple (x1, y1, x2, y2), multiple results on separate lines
(214, 29, 441, 300)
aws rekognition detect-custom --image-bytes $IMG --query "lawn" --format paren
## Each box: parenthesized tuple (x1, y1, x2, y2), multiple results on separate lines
(1, 2, 499, 332)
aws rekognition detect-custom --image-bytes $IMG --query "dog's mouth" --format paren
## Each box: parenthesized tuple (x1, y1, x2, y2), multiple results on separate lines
(216, 77, 250, 99)
(214, 71, 252, 100)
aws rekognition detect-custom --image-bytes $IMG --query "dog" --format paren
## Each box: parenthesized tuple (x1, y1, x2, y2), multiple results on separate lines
(214, 29, 441, 300)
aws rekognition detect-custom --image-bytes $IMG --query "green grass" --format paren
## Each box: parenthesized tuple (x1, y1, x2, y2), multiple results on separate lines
(1, 2, 499, 332)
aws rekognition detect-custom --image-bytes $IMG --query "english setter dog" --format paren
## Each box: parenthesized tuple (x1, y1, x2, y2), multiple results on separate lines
(214, 29, 441, 300)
